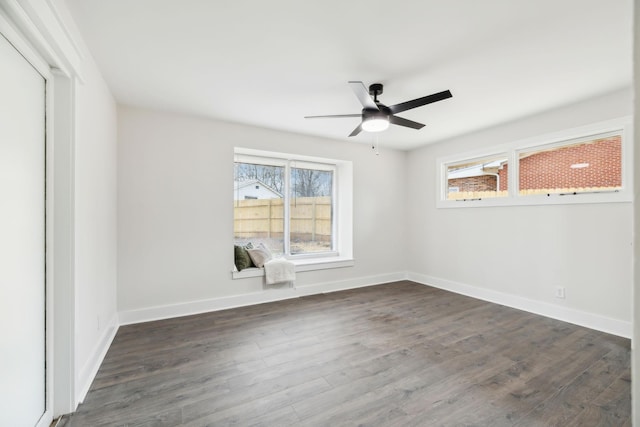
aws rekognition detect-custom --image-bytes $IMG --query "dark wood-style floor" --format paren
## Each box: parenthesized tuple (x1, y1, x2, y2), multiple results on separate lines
(61, 281, 630, 426)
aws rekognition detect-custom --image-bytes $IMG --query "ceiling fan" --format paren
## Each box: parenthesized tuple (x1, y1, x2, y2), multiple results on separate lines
(305, 81, 452, 137)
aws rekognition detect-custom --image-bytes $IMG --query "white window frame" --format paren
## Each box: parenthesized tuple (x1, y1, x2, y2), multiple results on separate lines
(233, 148, 354, 278)
(437, 117, 633, 208)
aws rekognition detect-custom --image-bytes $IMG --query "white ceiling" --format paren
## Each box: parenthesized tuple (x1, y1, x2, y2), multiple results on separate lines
(65, 0, 632, 150)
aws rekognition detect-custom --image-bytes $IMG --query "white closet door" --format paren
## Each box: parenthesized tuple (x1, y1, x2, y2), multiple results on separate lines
(0, 34, 46, 426)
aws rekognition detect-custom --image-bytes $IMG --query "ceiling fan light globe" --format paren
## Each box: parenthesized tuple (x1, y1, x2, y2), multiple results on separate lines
(362, 117, 389, 133)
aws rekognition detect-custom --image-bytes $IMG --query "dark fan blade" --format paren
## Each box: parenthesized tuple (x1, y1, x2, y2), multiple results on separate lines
(388, 90, 452, 115)
(348, 81, 379, 110)
(304, 114, 361, 119)
(389, 115, 425, 130)
(348, 123, 363, 137)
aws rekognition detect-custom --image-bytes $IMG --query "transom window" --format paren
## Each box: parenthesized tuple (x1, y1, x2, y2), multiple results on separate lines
(517, 133, 621, 196)
(446, 154, 509, 200)
(437, 118, 631, 208)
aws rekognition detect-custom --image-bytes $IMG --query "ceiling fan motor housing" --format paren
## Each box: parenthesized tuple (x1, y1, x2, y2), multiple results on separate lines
(362, 107, 390, 120)
(361, 108, 390, 132)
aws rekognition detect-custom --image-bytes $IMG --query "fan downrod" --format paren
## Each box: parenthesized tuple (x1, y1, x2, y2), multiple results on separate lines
(369, 83, 383, 102)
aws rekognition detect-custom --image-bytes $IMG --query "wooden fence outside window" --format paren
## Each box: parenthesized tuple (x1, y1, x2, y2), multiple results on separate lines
(234, 196, 332, 242)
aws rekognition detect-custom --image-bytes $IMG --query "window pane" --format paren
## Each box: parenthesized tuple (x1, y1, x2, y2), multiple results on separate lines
(518, 134, 621, 196)
(234, 162, 284, 255)
(446, 155, 508, 200)
(290, 167, 333, 254)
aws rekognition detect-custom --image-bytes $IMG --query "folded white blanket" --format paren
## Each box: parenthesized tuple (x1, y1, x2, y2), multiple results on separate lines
(264, 258, 296, 285)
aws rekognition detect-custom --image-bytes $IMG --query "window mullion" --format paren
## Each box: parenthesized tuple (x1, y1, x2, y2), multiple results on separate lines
(331, 167, 338, 252)
(509, 149, 519, 199)
(283, 160, 291, 256)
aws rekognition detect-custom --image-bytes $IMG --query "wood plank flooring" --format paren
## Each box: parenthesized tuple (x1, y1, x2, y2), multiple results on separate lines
(60, 281, 631, 426)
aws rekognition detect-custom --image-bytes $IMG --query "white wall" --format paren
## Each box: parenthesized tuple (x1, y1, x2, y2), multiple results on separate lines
(73, 61, 118, 399)
(51, 0, 119, 405)
(407, 88, 633, 336)
(117, 106, 407, 320)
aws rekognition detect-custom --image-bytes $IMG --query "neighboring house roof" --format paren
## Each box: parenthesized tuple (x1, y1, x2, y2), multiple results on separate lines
(448, 159, 507, 180)
(233, 179, 283, 198)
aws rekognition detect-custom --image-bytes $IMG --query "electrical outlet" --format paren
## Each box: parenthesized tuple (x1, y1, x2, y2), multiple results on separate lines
(555, 287, 565, 299)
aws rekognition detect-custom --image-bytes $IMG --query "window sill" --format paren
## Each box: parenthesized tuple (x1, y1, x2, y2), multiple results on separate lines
(231, 256, 354, 279)
(436, 190, 632, 209)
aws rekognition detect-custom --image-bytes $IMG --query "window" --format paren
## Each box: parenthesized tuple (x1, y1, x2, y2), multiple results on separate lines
(290, 163, 334, 254)
(445, 154, 508, 200)
(234, 161, 286, 254)
(517, 133, 621, 196)
(437, 118, 632, 208)
(234, 149, 351, 263)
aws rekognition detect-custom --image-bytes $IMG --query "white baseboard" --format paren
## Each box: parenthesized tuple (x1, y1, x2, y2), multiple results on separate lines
(75, 313, 119, 405)
(118, 268, 630, 335)
(118, 271, 407, 326)
(408, 272, 631, 338)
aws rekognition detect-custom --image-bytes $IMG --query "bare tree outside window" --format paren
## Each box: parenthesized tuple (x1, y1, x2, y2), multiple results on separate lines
(234, 163, 284, 194)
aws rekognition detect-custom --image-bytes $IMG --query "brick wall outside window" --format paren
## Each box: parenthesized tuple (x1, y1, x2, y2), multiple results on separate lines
(498, 166, 508, 191)
(448, 175, 498, 193)
(518, 136, 621, 191)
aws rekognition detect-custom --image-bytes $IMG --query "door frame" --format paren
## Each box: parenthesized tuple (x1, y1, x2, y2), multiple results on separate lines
(0, 1, 79, 421)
